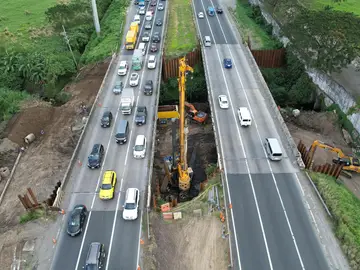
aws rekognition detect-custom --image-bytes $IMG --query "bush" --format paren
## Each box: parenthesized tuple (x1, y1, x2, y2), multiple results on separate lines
(0, 87, 30, 120)
(81, 0, 129, 64)
(19, 209, 45, 224)
(310, 172, 360, 269)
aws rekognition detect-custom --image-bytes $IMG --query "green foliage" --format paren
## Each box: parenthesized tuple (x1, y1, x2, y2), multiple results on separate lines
(0, 87, 30, 121)
(283, 7, 360, 73)
(159, 64, 208, 105)
(260, 50, 317, 108)
(19, 209, 46, 224)
(165, 0, 198, 57)
(299, 0, 360, 16)
(234, 2, 282, 49)
(309, 172, 360, 268)
(81, 0, 129, 64)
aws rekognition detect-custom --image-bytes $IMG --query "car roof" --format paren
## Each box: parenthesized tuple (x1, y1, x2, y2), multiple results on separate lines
(92, 144, 101, 153)
(149, 55, 155, 60)
(102, 171, 114, 184)
(120, 60, 127, 65)
(135, 134, 146, 144)
(219, 95, 227, 100)
(103, 111, 111, 116)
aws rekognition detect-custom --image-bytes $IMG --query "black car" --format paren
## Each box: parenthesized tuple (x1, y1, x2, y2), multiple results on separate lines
(87, 144, 104, 169)
(84, 242, 106, 270)
(216, 6, 223, 14)
(135, 106, 148, 126)
(144, 80, 153, 95)
(67, 205, 87, 237)
(134, 0, 139, 4)
(152, 32, 161, 43)
(156, 19, 162, 26)
(100, 111, 113, 128)
(150, 0, 157, 6)
(150, 43, 158, 52)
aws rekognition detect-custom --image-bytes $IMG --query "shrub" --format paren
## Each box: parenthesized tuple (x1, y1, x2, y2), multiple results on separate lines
(0, 87, 30, 120)
(310, 172, 360, 269)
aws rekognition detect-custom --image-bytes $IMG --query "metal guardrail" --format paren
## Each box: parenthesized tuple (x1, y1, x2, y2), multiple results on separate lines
(145, 0, 170, 240)
(52, 53, 118, 207)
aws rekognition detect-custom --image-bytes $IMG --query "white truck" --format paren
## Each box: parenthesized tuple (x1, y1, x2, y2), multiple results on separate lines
(120, 88, 135, 115)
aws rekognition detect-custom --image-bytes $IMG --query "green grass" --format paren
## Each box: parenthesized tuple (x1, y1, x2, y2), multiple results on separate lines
(0, 88, 31, 121)
(0, 0, 57, 40)
(309, 172, 360, 268)
(233, 0, 280, 49)
(81, 0, 129, 64)
(165, 0, 197, 57)
(19, 209, 46, 224)
(300, 0, 360, 16)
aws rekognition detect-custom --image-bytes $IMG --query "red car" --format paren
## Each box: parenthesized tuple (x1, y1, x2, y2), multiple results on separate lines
(150, 43, 158, 53)
(149, 7, 155, 14)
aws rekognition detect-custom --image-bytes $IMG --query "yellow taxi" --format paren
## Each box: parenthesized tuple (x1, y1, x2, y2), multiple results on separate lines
(99, 170, 117, 200)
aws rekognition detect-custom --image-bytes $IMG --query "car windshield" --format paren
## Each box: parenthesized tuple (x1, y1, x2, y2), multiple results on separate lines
(88, 154, 98, 161)
(102, 116, 109, 121)
(131, 74, 137, 79)
(115, 85, 121, 89)
(85, 265, 97, 270)
(222, 100, 228, 104)
(125, 203, 136, 210)
(101, 183, 112, 190)
(120, 64, 126, 69)
(69, 214, 80, 226)
(116, 133, 125, 138)
(134, 145, 144, 151)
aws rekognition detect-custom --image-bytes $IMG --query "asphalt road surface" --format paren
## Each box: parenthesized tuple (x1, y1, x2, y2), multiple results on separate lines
(193, 0, 330, 269)
(51, 1, 167, 269)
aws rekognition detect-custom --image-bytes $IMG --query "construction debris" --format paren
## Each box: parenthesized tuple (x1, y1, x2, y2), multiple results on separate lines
(208, 185, 221, 214)
(173, 212, 182, 220)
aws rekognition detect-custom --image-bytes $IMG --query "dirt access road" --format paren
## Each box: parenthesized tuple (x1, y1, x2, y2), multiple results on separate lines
(0, 60, 110, 269)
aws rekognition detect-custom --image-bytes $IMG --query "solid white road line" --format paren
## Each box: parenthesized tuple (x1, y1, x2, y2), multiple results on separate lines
(197, 0, 276, 269)
(207, 2, 306, 268)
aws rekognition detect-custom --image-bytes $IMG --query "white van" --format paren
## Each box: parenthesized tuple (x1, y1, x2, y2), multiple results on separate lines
(145, 11, 153, 21)
(122, 188, 140, 220)
(133, 14, 141, 24)
(133, 135, 147, 159)
(264, 138, 283, 161)
(237, 107, 252, 127)
(204, 36, 211, 47)
(138, 42, 147, 55)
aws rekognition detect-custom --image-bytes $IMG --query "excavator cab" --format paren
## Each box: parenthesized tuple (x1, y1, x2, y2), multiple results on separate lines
(185, 102, 208, 124)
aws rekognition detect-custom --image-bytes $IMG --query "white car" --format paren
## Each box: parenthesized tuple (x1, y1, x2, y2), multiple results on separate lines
(133, 135, 147, 159)
(142, 32, 150, 42)
(158, 3, 164, 10)
(117, 61, 128, 76)
(122, 188, 140, 220)
(218, 95, 229, 109)
(147, 55, 156, 69)
(139, 7, 146, 15)
(130, 73, 140, 87)
(198, 12, 204, 18)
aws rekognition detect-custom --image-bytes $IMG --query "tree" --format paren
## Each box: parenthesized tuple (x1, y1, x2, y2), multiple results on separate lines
(283, 8, 360, 73)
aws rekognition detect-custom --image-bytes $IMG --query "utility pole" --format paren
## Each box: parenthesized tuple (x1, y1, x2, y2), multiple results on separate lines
(62, 25, 78, 68)
(91, 0, 101, 35)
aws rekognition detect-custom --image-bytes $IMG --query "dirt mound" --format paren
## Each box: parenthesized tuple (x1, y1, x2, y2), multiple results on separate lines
(0, 60, 109, 233)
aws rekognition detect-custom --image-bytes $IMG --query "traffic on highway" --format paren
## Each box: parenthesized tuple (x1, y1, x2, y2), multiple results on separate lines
(51, 0, 167, 269)
(193, 0, 329, 269)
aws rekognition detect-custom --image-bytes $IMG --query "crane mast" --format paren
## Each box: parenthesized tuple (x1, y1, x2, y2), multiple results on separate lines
(178, 57, 194, 191)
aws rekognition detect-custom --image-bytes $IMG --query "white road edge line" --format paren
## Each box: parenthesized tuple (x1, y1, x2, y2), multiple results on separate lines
(208, 3, 305, 269)
(198, 1, 274, 269)
(74, 61, 132, 270)
(106, 1, 163, 269)
(105, 177, 124, 270)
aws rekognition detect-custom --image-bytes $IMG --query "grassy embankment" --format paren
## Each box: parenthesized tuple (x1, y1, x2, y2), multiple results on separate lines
(0, 0, 128, 120)
(310, 172, 360, 268)
(165, 0, 197, 57)
(233, 0, 280, 49)
(300, 0, 360, 15)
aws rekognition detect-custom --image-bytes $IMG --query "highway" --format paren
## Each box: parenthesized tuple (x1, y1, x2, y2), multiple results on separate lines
(51, 0, 167, 269)
(193, 0, 330, 269)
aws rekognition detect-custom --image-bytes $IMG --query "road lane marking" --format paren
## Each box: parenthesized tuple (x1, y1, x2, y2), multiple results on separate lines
(105, 177, 124, 270)
(124, 130, 133, 166)
(207, 1, 306, 268)
(74, 60, 132, 270)
(197, 0, 276, 269)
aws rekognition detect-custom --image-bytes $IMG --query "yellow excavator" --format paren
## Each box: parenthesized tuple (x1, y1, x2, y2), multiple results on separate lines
(308, 140, 360, 173)
(177, 56, 194, 192)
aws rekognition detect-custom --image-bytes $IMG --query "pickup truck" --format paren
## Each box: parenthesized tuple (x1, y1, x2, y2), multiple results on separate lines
(120, 88, 135, 115)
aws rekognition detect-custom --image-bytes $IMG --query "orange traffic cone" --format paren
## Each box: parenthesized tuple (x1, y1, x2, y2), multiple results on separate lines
(52, 238, 57, 244)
